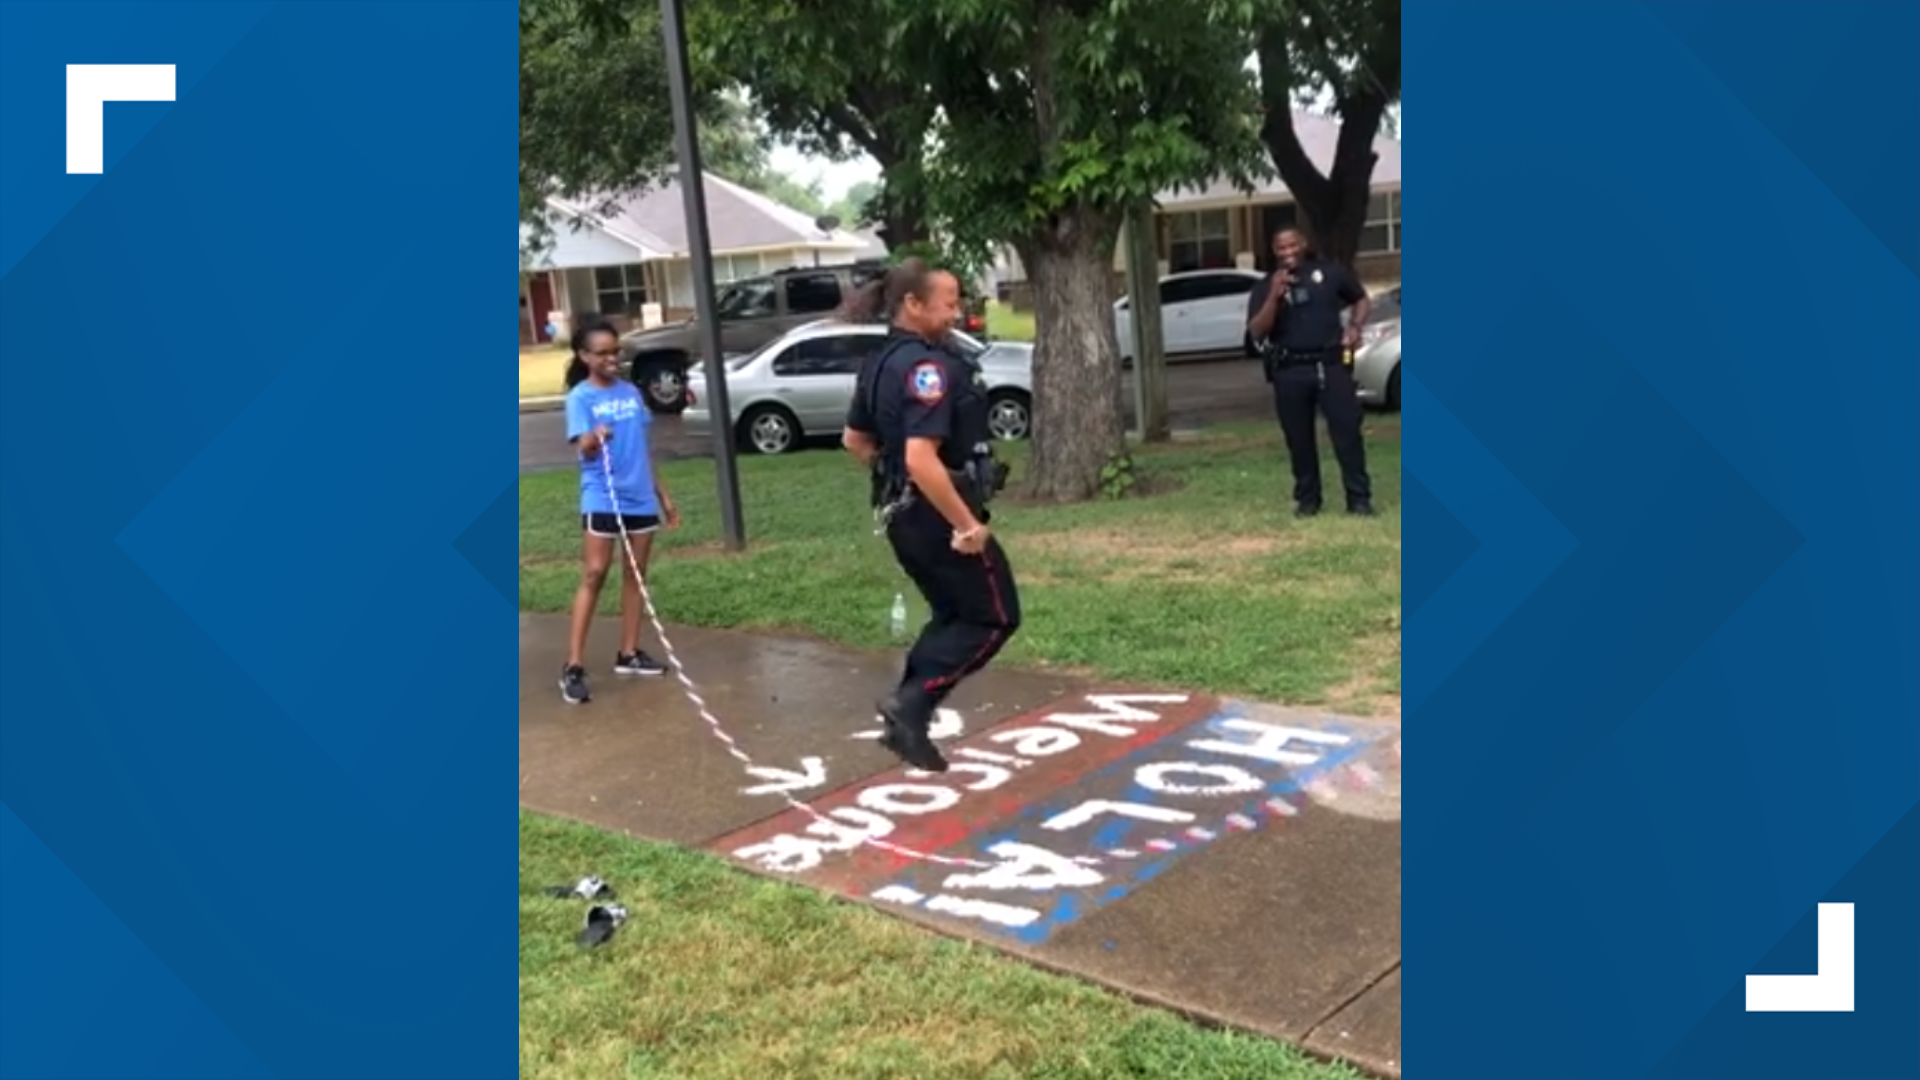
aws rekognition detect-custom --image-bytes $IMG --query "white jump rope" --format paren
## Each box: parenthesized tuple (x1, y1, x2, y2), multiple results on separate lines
(593, 439, 997, 869)
(590, 435, 1276, 873)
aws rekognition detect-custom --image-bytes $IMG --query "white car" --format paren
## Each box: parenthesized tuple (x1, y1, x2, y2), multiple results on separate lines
(1354, 286, 1401, 410)
(683, 320, 1036, 455)
(1114, 269, 1265, 361)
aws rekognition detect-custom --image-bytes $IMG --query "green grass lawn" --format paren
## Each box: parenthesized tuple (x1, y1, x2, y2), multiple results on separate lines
(986, 300, 1036, 342)
(520, 420, 1397, 1079)
(520, 421, 1400, 712)
(520, 811, 1363, 1080)
(523, 346, 570, 399)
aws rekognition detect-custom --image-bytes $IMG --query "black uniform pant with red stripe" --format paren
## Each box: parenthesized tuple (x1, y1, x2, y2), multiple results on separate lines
(886, 499, 1022, 726)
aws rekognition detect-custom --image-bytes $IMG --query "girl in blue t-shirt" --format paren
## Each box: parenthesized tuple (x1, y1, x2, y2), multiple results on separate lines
(558, 318, 679, 705)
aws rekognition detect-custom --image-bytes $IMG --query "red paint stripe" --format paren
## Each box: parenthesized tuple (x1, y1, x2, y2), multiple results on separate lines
(920, 549, 1011, 694)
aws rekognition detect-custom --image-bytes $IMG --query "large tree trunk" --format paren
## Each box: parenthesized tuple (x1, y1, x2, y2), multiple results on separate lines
(1255, 9, 1398, 272)
(865, 174, 928, 252)
(874, 207, 926, 252)
(1298, 93, 1388, 268)
(1019, 206, 1126, 502)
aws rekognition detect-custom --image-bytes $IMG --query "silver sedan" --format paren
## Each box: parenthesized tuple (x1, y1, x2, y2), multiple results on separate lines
(1354, 286, 1401, 411)
(682, 320, 1036, 455)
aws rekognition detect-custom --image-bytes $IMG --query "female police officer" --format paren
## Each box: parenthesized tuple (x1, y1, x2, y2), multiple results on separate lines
(1246, 227, 1374, 517)
(841, 259, 1020, 773)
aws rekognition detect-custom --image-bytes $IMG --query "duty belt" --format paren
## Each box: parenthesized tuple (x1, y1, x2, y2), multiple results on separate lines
(1274, 347, 1339, 364)
(872, 463, 995, 535)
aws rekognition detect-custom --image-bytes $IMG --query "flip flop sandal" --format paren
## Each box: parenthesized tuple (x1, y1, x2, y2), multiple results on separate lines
(543, 875, 616, 901)
(578, 904, 629, 947)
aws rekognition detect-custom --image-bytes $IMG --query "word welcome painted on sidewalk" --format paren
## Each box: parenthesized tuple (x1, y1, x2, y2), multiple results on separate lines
(727, 694, 1197, 876)
(717, 692, 1396, 943)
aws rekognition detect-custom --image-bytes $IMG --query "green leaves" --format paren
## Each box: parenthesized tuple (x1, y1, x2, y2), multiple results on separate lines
(520, 0, 723, 234)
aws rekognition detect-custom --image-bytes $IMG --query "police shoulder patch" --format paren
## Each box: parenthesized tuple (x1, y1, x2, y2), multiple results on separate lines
(908, 360, 946, 402)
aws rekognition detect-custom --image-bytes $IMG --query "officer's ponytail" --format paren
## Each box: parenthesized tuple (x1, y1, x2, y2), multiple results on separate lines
(839, 279, 889, 323)
(838, 257, 935, 324)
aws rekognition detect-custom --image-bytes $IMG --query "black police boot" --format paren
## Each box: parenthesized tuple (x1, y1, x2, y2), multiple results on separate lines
(877, 692, 949, 773)
(1347, 500, 1376, 516)
(1295, 502, 1322, 519)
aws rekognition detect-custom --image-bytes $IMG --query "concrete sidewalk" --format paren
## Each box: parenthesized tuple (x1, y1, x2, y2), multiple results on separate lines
(519, 612, 1402, 1077)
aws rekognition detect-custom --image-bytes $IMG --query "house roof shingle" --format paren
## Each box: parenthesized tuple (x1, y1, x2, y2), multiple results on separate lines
(548, 172, 865, 258)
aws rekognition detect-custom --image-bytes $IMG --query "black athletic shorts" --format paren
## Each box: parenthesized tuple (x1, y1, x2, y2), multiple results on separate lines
(581, 512, 660, 537)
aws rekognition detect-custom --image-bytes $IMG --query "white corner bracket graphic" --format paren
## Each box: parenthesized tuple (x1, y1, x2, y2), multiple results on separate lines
(66, 64, 176, 174)
(1745, 902, 1855, 1012)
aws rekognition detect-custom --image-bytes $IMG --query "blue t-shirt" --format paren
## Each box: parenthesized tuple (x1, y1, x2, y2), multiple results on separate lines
(566, 380, 659, 516)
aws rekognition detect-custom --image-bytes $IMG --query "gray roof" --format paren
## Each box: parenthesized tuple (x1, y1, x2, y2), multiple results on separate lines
(1156, 110, 1401, 206)
(548, 172, 865, 257)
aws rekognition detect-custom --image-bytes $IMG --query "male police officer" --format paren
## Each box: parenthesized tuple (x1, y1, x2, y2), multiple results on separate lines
(1246, 227, 1374, 516)
(843, 260, 1020, 773)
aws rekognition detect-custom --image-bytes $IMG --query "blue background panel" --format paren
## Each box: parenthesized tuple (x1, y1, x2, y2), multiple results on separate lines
(0, 3, 519, 1078)
(1403, 2, 1918, 1078)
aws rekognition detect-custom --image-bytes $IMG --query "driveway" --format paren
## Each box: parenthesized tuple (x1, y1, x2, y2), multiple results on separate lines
(520, 358, 1278, 473)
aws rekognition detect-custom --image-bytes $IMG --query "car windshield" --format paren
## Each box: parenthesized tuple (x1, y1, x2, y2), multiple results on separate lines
(946, 330, 987, 361)
(712, 278, 776, 320)
(1368, 286, 1401, 322)
(718, 336, 788, 373)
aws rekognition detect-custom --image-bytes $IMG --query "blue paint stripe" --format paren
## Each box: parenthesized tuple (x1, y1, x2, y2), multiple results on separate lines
(881, 710, 1392, 945)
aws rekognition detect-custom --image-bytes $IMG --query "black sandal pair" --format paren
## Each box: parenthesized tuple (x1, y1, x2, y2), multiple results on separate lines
(540, 876, 628, 947)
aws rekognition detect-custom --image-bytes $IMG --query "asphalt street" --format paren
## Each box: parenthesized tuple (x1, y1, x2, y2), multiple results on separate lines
(519, 357, 1277, 473)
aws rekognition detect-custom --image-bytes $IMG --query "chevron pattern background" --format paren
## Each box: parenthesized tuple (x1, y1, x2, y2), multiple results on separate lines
(1403, 3, 1918, 1078)
(0, 3, 520, 1078)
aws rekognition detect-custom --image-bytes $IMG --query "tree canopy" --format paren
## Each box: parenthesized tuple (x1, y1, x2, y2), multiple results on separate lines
(854, 0, 1271, 499)
(522, 0, 1397, 500)
(520, 0, 708, 243)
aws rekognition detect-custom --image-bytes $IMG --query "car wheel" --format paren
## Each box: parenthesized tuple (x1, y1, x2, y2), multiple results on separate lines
(986, 390, 1032, 441)
(739, 405, 800, 455)
(631, 356, 690, 414)
(1385, 364, 1401, 412)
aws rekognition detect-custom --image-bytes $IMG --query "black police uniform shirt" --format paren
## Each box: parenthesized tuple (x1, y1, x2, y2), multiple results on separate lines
(1246, 259, 1367, 353)
(845, 330, 990, 480)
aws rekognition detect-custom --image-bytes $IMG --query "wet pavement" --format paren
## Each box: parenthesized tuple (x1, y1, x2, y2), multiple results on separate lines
(519, 612, 1402, 1077)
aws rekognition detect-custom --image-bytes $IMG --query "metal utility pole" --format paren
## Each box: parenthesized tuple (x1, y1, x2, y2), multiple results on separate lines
(658, 0, 746, 550)
(1122, 200, 1170, 442)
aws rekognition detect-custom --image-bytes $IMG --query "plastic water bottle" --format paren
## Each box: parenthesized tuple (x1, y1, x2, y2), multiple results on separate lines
(889, 592, 909, 641)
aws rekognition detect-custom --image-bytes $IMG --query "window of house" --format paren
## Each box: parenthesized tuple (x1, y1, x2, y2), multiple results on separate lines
(1166, 210, 1232, 273)
(593, 263, 649, 317)
(713, 253, 764, 284)
(1361, 189, 1401, 254)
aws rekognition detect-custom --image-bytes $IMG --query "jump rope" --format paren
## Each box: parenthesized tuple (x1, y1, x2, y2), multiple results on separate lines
(589, 430, 1298, 874)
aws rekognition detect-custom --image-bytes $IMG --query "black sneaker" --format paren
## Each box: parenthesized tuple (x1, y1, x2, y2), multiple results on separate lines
(559, 664, 591, 704)
(614, 650, 667, 677)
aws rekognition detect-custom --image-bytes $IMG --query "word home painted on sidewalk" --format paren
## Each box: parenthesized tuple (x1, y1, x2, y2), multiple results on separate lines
(868, 708, 1393, 945)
